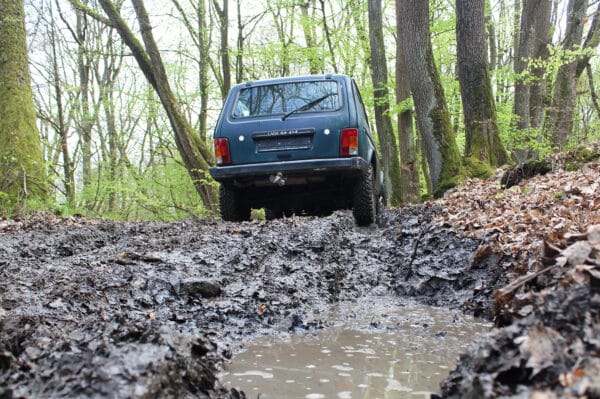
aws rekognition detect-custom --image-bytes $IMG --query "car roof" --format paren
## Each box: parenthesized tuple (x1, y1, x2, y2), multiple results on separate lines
(232, 74, 352, 91)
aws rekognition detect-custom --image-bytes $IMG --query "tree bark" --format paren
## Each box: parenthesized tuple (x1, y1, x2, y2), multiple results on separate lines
(49, 2, 75, 207)
(213, 0, 231, 100)
(399, 0, 464, 197)
(484, 0, 497, 71)
(299, 0, 321, 74)
(367, 0, 402, 205)
(319, 0, 337, 73)
(72, 9, 94, 193)
(395, 0, 420, 203)
(456, 0, 508, 171)
(528, 0, 552, 128)
(0, 0, 48, 210)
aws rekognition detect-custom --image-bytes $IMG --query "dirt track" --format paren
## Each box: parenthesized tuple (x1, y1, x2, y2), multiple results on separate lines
(0, 206, 509, 398)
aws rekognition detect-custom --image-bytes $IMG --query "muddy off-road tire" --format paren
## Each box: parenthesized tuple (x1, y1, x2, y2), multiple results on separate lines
(219, 184, 250, 222)
(352, 165, 376, 226)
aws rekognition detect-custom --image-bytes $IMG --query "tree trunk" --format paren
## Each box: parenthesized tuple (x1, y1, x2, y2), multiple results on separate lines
(299, 0, 321, 74)
(528, 0, 552, 128)
(484, 0, 497, 71)
(236, 0, 244, 82)
(198, 0, 210, 136)
(367, 0, 402, 205)
(456, 0, 508, 172)
(546, 0, 587, 149)
(213, 0, 231, 100)
(399, 0, 464, 197)
(268, 0, 291, 77)
(0, 0, 48, 210)
(76, 9, 94, 190)
(319, 0, 337, 73)
(395, 0, 420, 203)
(49, 2, 75, 207)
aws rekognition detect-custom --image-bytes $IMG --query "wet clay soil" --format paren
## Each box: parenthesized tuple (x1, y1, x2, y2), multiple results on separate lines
(0, 206, 507, 398)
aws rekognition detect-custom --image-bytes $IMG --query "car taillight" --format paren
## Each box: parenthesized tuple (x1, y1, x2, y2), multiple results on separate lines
(340, 128, 359, 156)
(214, 138, 231, 165)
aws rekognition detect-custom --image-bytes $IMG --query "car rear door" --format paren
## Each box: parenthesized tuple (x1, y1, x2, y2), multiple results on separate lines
(219, 78, 351, 165)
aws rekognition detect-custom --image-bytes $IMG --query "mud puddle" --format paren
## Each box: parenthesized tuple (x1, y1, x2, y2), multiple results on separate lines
(220, 299, 491, 398)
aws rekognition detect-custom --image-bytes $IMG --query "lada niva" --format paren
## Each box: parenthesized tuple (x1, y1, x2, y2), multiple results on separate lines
(209, 74, 384, 226)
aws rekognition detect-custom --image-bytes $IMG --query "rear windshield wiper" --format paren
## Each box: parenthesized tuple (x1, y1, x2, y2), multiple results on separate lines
(281, 93, 335, 121)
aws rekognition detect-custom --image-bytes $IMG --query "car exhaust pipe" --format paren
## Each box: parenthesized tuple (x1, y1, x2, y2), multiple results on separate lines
(269, 172, 286, 186)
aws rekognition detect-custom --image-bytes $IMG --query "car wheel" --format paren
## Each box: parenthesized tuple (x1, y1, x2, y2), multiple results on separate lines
(352, 164, 376, 226)
(219, 184, 250, 222)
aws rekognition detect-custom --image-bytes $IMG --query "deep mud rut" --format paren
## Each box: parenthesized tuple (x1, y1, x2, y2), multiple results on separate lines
(3, 204, 597, 398)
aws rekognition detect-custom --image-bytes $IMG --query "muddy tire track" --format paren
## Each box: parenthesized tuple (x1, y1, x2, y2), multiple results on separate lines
(0, 208, 505, 398)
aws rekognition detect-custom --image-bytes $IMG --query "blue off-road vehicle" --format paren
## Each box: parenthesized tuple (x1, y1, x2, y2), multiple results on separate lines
(209, 74, 384, 226)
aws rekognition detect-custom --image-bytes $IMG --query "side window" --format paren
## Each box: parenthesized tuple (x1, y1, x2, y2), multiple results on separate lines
(352, 80, 369, 128)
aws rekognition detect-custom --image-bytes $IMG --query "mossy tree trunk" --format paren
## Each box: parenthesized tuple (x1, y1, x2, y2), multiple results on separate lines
(0, 0, 48, 210)
(399, 0, 464, 198)
(456, 0, 509, 174)
(367, 0, 402, 205)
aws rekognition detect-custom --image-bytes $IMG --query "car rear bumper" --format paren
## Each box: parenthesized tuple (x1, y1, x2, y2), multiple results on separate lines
(209, 157, 368, 182)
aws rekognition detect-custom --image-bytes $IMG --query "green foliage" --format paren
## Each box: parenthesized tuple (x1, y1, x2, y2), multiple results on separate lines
(502, 125, 555, 160)
(76, 157, 207, 221)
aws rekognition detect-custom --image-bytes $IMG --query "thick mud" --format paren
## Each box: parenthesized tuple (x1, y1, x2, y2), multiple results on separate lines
(0, 207, 508, 398)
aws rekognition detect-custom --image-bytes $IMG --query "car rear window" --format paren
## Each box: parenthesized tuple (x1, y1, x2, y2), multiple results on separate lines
(233, 80, 340, 118)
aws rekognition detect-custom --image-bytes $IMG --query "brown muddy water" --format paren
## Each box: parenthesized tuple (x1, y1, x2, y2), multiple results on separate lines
(220, 299, 491, 399)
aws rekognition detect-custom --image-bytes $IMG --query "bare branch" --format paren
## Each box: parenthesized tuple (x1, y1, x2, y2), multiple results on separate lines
(67, 0, 113, 27)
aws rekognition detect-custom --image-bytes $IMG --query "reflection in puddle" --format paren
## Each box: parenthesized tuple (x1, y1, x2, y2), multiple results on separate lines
(220, 301, 490, 399)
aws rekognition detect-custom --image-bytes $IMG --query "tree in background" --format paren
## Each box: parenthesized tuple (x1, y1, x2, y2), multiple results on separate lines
(367, 0, 402, 205)
(546, 0, 600, 149)
(456, 0, 509, 174)
(0, 0, 48, 211)
(399, 0, 464, 197)
(512, 0, 553, 161)
(395, 0, 420, 203)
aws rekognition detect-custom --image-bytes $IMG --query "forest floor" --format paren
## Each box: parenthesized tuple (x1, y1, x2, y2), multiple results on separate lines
(1, 144, 599, 398)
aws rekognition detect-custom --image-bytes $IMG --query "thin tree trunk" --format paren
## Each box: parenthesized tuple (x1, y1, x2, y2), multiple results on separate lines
(198, 0, 210, 136)
(299, 0, 320, 74)
(236, 0, 244, 82)
(587, 63, 600, 120)
(49, 3, 75, 206)
(485, 0, 497, 71)
(213, 0, 230, 99)
(367, 0, 402, 205)
(319, 0, 337, 73)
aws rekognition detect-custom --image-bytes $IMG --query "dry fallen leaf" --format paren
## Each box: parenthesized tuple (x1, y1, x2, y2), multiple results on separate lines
(518, 325, 564, 377)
